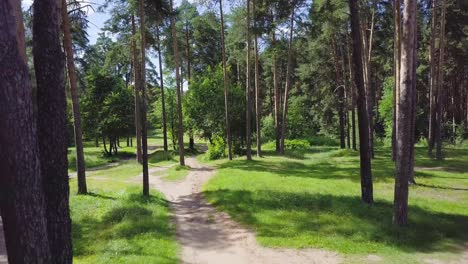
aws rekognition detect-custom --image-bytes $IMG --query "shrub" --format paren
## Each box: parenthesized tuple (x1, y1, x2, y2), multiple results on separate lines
(207, 135, 226, 160)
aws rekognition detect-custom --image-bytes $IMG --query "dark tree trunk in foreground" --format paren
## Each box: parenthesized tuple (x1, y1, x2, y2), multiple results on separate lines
(394, 0, 417, 226)
(348, 0, 373, 204)
(219, 0, 233, 160)
(62, 0, 87, 194)
(245, 0, 252, 160)
(157, 26, 168, 153)
(131, 14, 143, 164)
(280, 8, 295, 154)
(139, 0, 150, 196)
(33, 0, 72, 261)
(0, 0, 51, 261)
(170, 0, 185, 166)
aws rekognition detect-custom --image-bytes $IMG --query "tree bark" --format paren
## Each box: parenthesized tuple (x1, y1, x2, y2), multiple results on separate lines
(428, 0, 438, 155)
(131, 14, 143, 164)
(253, 0, 262, 157)
(0, 0, 51, 261)
(33, 0, 72, 261)
(61, 0, 87, 194)
(348, 0, 374, 204)
(219, 0, 233, 160)
(393, 0, 402, 161)
(246, 0, 253, 160)
(272, 30, 281, 153)
(280, 7, 295, 154)
(332, 35, 346, 149)
(156, 26, 168, 153)
(347, 34, 357, 151)
(170, 0, 185, 165)
(139, 0, 150, 196)
(436, 0, 447, 160)
(393, 0, 417, 226)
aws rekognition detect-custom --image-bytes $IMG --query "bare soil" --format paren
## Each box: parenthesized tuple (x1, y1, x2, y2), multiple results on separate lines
(142, 157, 343, 264)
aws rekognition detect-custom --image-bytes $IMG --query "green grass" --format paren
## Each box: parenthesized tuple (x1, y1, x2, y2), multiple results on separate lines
(70, 177, 178, 263)
(69, 134, 180, 263)
(161, 165, 191, 181)
(202, 144, 468, 263)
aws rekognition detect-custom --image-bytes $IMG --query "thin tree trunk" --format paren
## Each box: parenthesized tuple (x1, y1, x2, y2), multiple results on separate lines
(246, 0, 253, 160)
(341, 45, 351, 149)
(0, 0, 51, 260)
(347, 34, 357, 151)
(170, 0, 185, 165)
(408, 14, 418, 185)
(219, 0, 233, 160)
(185, 24, 194, 148)
(394, 0, 417, 226)
(131, 14, 143, 164)
(103, 137, 109, 155)
(253, 0, 262, 157)
(393, 0, 402, 161)
(332, 35, 346, 149)
(436, 0, 447, 160)
(280, 8, 295, 154)
(156, 26, 168, 153)
(361, 7, 375, 159)
(428, 0, 438, 155)
(348, 0, 374, 204)
(139, 0, 150, 196)
(62, 0, 87, 194)
(33, 0, 72, 261)
(272, 30, 281, 153)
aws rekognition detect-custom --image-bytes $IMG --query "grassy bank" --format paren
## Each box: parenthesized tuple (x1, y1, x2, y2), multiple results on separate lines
(202, 144, 468, 263)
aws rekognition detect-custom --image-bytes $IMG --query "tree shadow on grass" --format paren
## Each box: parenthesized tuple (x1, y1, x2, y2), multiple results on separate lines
(204, 189, 468, 254)
(85, 192, 116, 200)
(414, 147, 468, 173)
(216, 158, 396, 183)
(72, 192, 177, 263)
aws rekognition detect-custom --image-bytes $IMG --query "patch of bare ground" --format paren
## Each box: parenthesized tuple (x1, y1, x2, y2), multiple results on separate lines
(149, 157, 342, 264)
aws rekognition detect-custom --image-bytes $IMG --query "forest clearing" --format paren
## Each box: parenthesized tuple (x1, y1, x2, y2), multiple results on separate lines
(1, 0, 467, 263)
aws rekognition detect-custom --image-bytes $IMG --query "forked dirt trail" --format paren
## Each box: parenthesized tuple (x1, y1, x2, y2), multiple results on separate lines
(147, 157, 342, 264)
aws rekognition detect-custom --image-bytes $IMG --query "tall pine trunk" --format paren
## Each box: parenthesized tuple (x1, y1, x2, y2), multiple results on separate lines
(0, 0, 51, 260)
(246, 0, 253, 160)
(156, 26, 168, 152)
(139, 0, 150, 196)
(332, 35, 346, 149)
(435, 0, 447, 160)
(393, 0, 417, 226)
(219, 0, 233, 160)
(253, 0, 262, 157)
(392, 0, 402, 161)
(131, 14, 143, 164)
(33, 0, 72, 261)
(347, 34, 357, 151)
(272, 30, 281, 153)
(61, 0, 87, 194)
(428, 0, 438, 155)
(348, 0, 374, 204)
(170, 0, 185, 165)
(280, 7, 295, 154)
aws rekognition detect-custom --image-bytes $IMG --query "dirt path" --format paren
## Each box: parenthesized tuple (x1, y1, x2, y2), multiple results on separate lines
(146, 157, 342, 264)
